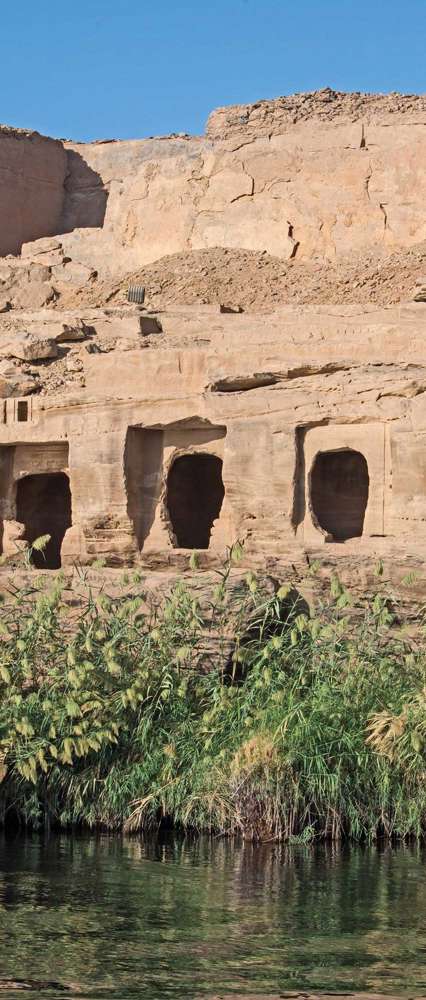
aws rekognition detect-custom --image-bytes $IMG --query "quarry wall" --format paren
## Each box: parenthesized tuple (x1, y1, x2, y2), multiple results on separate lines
(3, 90, 426, 275)
(1, 90, 426, 596)
(0, 128, 67, 257)
(61, 100, 426, 276)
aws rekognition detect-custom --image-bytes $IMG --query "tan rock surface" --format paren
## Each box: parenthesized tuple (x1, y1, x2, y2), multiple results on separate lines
(0, 331, 58, 361)
(0, 300, 422, 587)
(0, 129, 67, 256)
(1, 91, 426, 592)
(3, 88, 426, 307)
(4, 88, 425, 279)
(56, 88, 426, 278)
(206, 87, 426, 138)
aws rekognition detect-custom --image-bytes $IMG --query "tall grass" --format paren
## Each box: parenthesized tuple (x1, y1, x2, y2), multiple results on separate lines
(0, 543, 425, 840)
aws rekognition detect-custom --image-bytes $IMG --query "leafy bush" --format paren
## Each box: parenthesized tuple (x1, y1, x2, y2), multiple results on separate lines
(0, 544, 425, 840)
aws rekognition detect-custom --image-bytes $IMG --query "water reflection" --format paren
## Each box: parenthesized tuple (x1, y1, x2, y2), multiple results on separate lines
(0, 836, 424, 1000)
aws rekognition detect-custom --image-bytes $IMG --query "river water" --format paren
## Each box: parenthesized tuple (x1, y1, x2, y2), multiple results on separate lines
(0, 835, 424, 1000)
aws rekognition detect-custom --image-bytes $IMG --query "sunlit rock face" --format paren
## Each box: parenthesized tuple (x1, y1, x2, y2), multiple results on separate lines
(59, 88, 426, 276)
(1, 91, 426, 594)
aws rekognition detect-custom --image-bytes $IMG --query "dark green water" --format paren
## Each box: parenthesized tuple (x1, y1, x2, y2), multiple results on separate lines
(0, 836, 425, 1000)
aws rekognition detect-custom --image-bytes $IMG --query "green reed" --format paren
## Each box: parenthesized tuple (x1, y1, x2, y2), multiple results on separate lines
(0, 542, 425, 840)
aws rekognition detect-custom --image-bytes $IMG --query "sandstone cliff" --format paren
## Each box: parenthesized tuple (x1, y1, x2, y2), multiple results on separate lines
(0, 127, 66, 257)
(57, 88, 426, 279)
(0, 90, 425, 596)
(3, 88, 426, 281)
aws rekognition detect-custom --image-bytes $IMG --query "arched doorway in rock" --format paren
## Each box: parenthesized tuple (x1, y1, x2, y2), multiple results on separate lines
(16, 472, 72, 568)
(310, 449, 369, 541)
(166, 453, 224, 549)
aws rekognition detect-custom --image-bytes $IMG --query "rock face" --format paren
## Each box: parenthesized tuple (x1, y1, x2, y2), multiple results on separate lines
(59, 93, 426, 276)
(1, 90, 426, 593)
(0, 127, 67, 256)
(0, 301, 424, 591)
(205, 88, 426, 139)
(3, 88, 426, 273)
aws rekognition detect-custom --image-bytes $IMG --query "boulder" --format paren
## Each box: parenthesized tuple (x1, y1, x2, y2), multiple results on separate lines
(53, 260, 97, 288)
(0, 331, 58, 361)
(0, 261, 55, 309)
(12, 276, 55, 310)
(44, 319, 89, 343)
(413, 279, 426, 302)
(21, 236, 63, 258)
(0, 359, 22, 377)
(21, 237, 67, 268)
(0, 372, 36, 397)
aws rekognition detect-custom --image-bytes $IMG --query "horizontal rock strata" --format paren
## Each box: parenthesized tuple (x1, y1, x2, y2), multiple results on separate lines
(1, 91, 426, 594)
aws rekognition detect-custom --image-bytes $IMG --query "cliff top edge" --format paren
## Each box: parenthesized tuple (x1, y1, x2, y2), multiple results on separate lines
(2, 88, 426, 146)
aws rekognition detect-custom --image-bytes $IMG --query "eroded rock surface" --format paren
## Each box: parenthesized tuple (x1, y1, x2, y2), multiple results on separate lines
(206, 87, 426, 138)
(1, 91, 426, 592)
(0, 128, 66, 257)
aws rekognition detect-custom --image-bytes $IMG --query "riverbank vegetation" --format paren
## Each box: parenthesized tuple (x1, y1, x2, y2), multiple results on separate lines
(0, 543, 425, 841)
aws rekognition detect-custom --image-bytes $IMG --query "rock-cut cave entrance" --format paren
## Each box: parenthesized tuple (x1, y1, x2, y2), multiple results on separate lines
(310, 449, 369, 542)
(16, 472, 72, 568)
(166, 453, 225, 549)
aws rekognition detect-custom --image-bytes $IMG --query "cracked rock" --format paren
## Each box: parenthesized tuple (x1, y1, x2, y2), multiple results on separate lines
(0, 332, 58, 361)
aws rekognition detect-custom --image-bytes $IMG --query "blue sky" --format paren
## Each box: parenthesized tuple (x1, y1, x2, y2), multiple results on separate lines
(2, 0, 425, 141)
